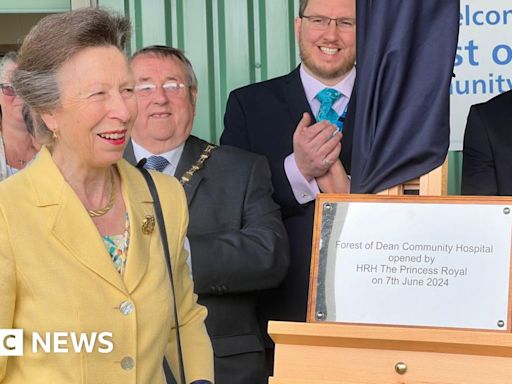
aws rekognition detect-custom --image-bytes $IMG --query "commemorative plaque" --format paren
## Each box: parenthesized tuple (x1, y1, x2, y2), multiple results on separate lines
(309, 195, 512, 330)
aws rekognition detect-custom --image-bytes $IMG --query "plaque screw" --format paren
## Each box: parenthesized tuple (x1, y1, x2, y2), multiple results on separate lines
(324, 203, 331, 210)
(504, 207, 510, 215)
(316, 311, 325, 320)
(498, 320, 505, 328)
(395, 362, 407, 375)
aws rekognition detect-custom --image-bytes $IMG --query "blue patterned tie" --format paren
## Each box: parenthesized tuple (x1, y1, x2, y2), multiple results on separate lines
(144, 156, 170, 172)
(315, 88, 342, 125)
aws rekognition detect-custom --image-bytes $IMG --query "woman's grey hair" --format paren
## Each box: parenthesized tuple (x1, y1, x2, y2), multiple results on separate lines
(131, 45, 198, 97)
(22, 103, 35, 137)
(0, 52, 17, 119)
(0, 52, 17, 83)
(12, 8, 131, 145)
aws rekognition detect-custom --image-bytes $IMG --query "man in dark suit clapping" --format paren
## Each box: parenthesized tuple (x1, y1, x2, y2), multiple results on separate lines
(221, 0, 355, 345)
(125, 45, 289, 384)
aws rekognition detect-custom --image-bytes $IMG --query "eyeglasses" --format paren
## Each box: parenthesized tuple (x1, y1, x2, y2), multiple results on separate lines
(134, 81, 189, 97)
(301, 15, 356, 30)
(0, 83, 16, 97)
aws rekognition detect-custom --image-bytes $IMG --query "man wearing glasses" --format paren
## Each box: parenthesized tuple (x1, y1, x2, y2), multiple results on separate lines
(125, 45, 289, 384)
(221, 0, 355, 360)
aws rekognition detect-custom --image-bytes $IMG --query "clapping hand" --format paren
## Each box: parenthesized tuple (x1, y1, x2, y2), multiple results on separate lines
(293, 112, 342, 181)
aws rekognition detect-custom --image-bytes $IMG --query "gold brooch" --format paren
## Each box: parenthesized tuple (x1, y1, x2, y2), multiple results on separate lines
(142, 215, 155, 235)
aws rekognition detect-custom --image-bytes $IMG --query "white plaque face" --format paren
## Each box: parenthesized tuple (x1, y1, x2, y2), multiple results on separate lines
(313, 201, 512, 330)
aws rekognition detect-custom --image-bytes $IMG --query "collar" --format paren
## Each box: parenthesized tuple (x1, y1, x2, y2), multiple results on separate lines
(131, 139, 184, 170)
(26, 145, 152, 207)
(300, 65, 356, 104)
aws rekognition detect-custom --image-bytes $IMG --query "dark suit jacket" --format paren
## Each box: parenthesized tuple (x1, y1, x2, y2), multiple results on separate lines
(462, 90, 512, 195)
(221, 66, 354, 326)
(125, 136, 289, 384)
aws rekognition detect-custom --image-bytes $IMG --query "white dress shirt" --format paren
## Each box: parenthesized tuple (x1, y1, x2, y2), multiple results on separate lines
(131, 139, 184, 177)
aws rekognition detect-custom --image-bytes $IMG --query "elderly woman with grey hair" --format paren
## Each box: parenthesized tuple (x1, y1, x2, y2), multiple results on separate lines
(0, 8, 213, 384)
(0, 52, 38, 180)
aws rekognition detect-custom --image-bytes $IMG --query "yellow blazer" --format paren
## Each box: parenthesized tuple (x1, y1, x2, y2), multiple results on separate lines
(0, 147, 213, 383)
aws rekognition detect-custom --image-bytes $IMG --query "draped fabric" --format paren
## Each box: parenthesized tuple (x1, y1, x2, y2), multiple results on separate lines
(349, 0, 460, 193)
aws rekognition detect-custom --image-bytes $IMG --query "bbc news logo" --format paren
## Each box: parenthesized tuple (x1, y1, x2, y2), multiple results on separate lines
(0, 330, 113, 356)
(0, 329, 23, 356)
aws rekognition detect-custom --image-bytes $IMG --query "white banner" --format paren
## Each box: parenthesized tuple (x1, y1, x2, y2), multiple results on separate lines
(450, 1, 512, 150)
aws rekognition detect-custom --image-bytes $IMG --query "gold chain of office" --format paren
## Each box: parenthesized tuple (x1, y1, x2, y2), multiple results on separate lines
(179, 144, 216, 186)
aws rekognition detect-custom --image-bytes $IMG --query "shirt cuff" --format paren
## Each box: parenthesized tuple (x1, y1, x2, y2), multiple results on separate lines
(284, 153, 320, 204)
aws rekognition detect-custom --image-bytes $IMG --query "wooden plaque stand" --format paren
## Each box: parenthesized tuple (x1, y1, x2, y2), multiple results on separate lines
(268, 321, 512, 384)
(269, 163, 512, 383)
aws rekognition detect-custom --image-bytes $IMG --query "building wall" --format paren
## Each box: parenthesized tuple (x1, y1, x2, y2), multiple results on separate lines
(0, 0, 68, 13)
(0, 0, 462, 193)
(0, 13, 51, 51)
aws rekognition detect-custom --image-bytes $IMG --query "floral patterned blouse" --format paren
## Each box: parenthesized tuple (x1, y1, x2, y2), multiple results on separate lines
(102, 213, 130, 276)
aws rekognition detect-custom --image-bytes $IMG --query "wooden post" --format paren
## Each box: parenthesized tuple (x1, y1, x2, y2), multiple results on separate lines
(377, 159, 448, 196)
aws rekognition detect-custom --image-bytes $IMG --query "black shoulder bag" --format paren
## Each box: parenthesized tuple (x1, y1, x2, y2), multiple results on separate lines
(138, 164, 187, 384)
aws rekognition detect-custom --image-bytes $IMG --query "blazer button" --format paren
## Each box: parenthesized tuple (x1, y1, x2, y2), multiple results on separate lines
(119, 301, 134, 315)
(121, 356, 135, 370)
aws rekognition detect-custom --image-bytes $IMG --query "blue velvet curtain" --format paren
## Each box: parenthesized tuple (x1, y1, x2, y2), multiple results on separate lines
(350, 0, 460, 193)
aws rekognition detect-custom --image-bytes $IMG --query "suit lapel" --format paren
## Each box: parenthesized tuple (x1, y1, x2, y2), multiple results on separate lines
(28, 148, 127, 294)
(341, 85, 355, 173)
(117, 160, 154, 293)
(29, 148, 154, 295)
(175, 136, 207, 205)
(123, 140, 137, 165)
(282, 66, 316, 132)
(51, 191, 127, 294)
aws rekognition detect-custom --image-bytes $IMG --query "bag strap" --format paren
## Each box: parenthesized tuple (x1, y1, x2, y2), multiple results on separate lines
(137, 164, 186, 384)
